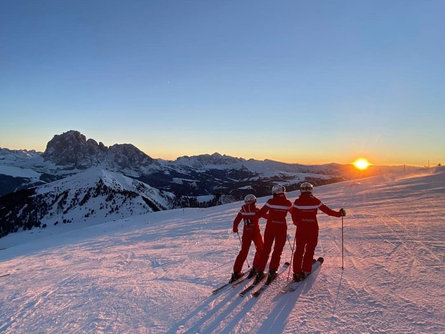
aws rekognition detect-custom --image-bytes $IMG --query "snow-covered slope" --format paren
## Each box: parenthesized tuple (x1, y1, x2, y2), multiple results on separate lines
(0, 148, 50, 195)
(0, 168, 175, 237)
(0, 167, 443, 333)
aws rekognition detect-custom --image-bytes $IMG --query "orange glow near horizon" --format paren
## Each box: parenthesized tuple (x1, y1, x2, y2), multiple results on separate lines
(353, 158, 371, 170)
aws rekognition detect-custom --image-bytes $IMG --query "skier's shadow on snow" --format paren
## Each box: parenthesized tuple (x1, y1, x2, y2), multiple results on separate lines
(257, 268, 322, 333)
(196, 289, 258, 334)
(169, 269, 323, 334)
(168, 280, 251, 334)
(327, 269, 344, 332)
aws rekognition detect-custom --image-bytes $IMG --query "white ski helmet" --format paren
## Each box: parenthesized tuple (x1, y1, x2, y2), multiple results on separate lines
(244, 194, 257, 204)
(300, 182, 314, 194)
(272, 184, 286, 195)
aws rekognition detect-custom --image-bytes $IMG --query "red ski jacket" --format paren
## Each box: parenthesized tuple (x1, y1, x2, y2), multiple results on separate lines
(257, 194, 292, 224)
(233, 203, 260, 233)
(291, 194, 341, 226)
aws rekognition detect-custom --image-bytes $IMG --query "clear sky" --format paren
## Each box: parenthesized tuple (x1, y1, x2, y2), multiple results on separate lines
(1, 0, 444, 166)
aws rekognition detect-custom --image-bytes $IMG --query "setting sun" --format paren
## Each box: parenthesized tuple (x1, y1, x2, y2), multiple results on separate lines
(353, 158, 371, 170)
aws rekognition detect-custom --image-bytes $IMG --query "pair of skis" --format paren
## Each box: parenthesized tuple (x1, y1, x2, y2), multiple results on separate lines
(211, 262, 288, 296)
(211, 272, 251, 294)
(211, 257, 324, 297)
(240, 262, 290, 297)
(279, 257, 324, 294)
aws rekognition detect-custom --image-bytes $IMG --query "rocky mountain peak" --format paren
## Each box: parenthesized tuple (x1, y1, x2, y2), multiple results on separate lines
(108, 144, 154, 169)
(42, 130, 155, 171)
(43, 130, 106, 168)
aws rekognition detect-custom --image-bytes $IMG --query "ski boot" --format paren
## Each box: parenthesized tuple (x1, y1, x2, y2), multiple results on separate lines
(253, 271, 265, 285)
(301, 271, 311, 280)
(293, 271, 306, 282)
(229, 271, 243, 283)
(266, 269, 277, 285)
(247, 267, 256, 279)
(292, 272, 301, 282)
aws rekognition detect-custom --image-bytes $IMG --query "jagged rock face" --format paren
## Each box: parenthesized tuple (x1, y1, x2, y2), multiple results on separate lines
(42, 130, 153, 170)
(108, 144, 154, 170)
(43, 130, 106, 168)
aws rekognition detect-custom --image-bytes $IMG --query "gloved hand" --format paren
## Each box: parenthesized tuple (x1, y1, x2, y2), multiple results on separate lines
(339, 208, 346, 216)
(233, 227, 238, 233)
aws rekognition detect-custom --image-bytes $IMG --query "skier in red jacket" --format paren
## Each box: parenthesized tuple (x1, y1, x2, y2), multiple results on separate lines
(291, 182, 346, 281)
(254, 185, 292, 284)
(230, 194, 264, 282)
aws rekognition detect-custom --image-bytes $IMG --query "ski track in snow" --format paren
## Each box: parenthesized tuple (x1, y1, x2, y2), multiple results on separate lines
(1, 168, 444, 333)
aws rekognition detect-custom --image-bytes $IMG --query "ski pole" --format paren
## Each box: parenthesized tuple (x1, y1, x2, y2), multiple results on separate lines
(341, 216, 344, 270)
(286, 233, 296, 280)
(237, 231, 250, 268)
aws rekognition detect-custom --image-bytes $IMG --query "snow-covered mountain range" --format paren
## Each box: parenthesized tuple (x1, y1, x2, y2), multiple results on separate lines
(0, 168, 175, 237)
(0, 130, 420, 238)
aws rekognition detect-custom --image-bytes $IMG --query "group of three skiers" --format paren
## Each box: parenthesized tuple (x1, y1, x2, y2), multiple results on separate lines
(230, 182, 346, 285)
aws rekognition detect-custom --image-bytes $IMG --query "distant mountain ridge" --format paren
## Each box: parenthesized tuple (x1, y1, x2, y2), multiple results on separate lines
(0, 130, 419, 238)
(0, 130, 349, 196)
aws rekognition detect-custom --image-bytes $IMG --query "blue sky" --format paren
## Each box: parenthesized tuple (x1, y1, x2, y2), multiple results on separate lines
(1, 0, 444, 166)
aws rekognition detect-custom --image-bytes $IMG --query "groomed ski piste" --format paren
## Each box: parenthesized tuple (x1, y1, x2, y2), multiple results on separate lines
(1, 167, 444, 333)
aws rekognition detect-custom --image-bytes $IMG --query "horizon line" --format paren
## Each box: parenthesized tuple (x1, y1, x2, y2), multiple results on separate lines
(0, 144, 432, 168)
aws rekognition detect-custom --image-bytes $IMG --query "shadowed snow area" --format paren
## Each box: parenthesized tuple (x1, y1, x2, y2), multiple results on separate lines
(1, 167, 444, 333)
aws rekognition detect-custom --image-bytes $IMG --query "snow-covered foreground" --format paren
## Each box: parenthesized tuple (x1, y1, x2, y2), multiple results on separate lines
(1, 168, 444, 333)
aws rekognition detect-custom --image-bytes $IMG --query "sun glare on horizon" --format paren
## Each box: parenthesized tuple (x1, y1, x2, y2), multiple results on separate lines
(353, 158, 371, 170)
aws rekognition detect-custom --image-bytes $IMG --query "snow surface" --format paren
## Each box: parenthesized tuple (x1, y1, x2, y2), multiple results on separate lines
(0, 165, 41, 179)
(31, 168, 175, 229)
(0, 168, 444, 333)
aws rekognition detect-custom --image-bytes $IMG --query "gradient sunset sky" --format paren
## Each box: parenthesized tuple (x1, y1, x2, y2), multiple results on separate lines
(1, 0, 444, 166)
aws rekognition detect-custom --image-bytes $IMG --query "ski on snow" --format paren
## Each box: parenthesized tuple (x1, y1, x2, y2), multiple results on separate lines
(231, 274, 252, 288)
(251, 262, 290, 297)
(279, 257, 324, 294)
(212, 273, 246, 295)
(239, 262, 290, 297)
(239, 274, 267, 296)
